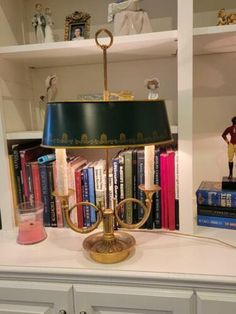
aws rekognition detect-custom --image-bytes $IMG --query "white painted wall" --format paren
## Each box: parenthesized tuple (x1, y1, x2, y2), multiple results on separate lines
(194, 0, 236, 27)
(31, 56, 177, 130)
(0, 0, 24, 46)
(193, 52, 236, 192)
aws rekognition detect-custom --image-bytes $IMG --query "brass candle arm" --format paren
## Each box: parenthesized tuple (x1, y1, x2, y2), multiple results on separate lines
(55, 184, 160, 263)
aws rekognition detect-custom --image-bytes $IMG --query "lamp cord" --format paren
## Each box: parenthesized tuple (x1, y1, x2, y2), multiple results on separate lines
(123, 228, 236, 249)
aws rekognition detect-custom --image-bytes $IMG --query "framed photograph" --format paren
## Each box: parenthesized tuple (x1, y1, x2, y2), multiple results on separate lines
(64, 11, 91, 41)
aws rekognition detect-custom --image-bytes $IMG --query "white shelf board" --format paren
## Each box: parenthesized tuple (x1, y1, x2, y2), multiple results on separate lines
(6, 131, 42, 140)
(6, 125, 178, 141)
(193, 24, 236, 55)
(0, 31, 177, 68)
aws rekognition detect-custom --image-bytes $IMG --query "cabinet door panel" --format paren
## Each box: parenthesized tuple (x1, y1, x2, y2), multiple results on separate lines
(0, 280, 73, 314)
(74, 284, 194, 314)
(197, 291, 236, 314)
(0, 303, 52, 314)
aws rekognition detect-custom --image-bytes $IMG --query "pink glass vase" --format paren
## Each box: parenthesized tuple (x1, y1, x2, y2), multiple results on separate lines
(17, 201, 47, 245)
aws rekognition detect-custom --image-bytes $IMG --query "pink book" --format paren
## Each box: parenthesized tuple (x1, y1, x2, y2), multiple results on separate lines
(160, 152, 168, 228)
(167, 150, 176, 230)
(75, 168, 83, 228)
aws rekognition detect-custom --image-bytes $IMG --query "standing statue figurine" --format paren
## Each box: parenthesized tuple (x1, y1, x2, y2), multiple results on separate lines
(39, 74, 58, 127)
(222, 116, 236, 180)
(44, 7, 55, 42)
(45, 74, 58, 102)
(145, 77, 160, 100)
(32, 3, 46, 43)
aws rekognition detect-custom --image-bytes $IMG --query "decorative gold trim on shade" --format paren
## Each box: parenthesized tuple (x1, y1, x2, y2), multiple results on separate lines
(42, 100, 173, 148)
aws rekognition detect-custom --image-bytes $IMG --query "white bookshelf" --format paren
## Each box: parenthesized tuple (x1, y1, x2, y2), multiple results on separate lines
(193, 24, 236, 55)
(0, 30, 177, 68)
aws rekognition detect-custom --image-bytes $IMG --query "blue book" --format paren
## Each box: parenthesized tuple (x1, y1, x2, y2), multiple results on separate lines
(196, 181, 236, 208)
(87, 166, 96, 224)
(39, 163, 51, 227)
(82, 167, 91, 227)
(197, 215, 236, 230)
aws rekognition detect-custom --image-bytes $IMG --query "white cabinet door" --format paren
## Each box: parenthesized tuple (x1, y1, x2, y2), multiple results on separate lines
(74, 284, 194, 314)
(0, 280, 74, 314)
(197, 291, 236, 314)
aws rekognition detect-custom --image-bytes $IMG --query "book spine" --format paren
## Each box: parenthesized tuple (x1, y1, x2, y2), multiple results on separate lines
(196, 190, 236, 208)
(26, 162, 35, 204)
(197, 215, 236, 230)
(39, 164, 51, 227)
(88, 167, 96, 224)
(160, 153, 168, 228)
(167, 150, 175, 230)
(118, 154, 125, 221)
(47, 162, 57, 227)
(154, 149, 161, 228)
(132, 150, 139, 224)
(94, 160, 106, 210)
(31, 162, 42, 203)
(124, 150, 133, 224)
(52, 161, 64, 228)
(198, 207, 236, 218)
(136, 150, 145, 222)
(82, 169, 91, 227)
(174, 150, 179, 230)
(12, 147, 24, 204)
(75, 169, 83, 228)
(112, 157, 120, 206)
(8, 155, 18, 226)
(20, 150, 29, 201)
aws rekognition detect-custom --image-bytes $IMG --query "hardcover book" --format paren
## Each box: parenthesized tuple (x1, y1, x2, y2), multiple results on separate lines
(12, 141, 40, 203)
(20, 145, 51, 201)
(197, 215, 236, 230)
(197, 205, 236, 218)
(196, 181, 236, 208)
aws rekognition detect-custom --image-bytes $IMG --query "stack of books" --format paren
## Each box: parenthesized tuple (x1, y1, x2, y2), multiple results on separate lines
(196, 181, 236, 230)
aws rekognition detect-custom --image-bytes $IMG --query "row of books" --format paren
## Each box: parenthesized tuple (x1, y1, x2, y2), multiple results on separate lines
(196, 181, 236, 230)
(112, 148, 179, 230)
(9, 141, 179, 230)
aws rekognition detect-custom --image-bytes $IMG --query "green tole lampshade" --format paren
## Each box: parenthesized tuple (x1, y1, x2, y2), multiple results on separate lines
(42, 100, 173, 148)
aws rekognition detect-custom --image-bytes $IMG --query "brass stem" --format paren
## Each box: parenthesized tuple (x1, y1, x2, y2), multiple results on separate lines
(95, 28, 113, 101)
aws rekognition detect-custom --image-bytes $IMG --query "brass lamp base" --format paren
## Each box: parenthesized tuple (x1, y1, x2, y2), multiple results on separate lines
(83, 231, 135, 264)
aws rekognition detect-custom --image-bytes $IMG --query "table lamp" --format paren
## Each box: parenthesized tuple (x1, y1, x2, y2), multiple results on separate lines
(42, 29, 173, 263)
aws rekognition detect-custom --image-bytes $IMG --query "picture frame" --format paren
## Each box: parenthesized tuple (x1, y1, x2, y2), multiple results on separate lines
(64, 11, 91, 41)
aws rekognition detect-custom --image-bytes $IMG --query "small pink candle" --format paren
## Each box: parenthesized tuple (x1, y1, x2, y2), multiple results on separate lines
(16, 201, 47, 245)
(17, 220, 47, 245)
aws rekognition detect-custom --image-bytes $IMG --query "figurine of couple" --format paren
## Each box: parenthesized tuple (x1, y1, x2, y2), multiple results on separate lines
(32, 3, 54, 43)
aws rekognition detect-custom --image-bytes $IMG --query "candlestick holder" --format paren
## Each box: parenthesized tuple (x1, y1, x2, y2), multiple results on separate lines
(54, 184, 160, 263)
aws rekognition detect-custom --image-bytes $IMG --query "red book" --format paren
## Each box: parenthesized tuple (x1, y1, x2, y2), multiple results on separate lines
(167, 150, 175, 230)
(31, 161, 42, 203)
(20, 146, 51, 201)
